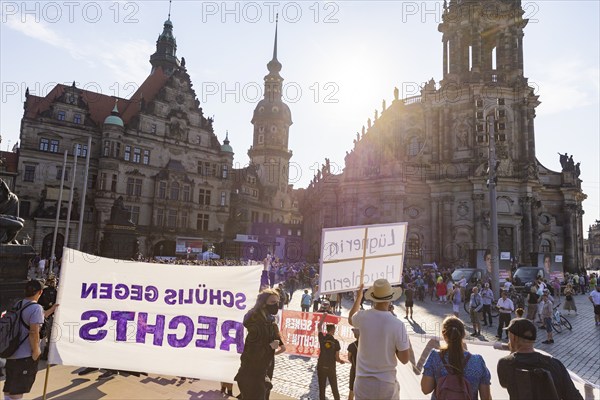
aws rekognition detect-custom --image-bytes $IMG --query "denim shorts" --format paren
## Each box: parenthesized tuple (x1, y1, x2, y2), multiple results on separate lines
(544, 317, 553, 333)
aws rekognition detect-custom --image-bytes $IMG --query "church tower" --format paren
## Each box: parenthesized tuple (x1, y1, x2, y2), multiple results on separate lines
(248, 17, 293, 193)
(149, 13, 179, 75)
(438, 0, 527, 87)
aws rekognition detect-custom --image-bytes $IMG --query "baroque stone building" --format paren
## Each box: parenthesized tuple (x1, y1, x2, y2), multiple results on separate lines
(584, 220, 600, 269)
(301, 0, 586, 273)
(14, 18, 235, 258)
(13, 17, 302, 260)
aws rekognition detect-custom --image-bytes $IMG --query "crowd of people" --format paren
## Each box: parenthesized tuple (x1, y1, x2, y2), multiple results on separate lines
(4, 253, 600, 400)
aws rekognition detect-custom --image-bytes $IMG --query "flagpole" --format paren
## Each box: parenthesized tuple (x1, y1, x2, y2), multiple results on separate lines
(76, 137, 92, 251)
(64, 151, 77, 249)
(49, 150, 68, 277)
(43, 149, 67, 400)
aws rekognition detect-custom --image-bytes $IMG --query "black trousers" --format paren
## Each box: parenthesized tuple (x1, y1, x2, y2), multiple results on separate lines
(498, 313, 511, 337)
(317, 365, 340, 400)
(482, 304, 493, 325)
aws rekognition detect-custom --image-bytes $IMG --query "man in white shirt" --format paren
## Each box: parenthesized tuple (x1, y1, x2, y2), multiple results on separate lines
(37, 258, 46, 278)
(496, 290, 515, 340)
(349, 279, 412, 400)
(589, 283, 600, 326)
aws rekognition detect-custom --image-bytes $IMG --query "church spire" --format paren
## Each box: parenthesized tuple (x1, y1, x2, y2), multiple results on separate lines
(272, 14, 278, 62)
(266, 14, 282, 75)
(264, 15, 283, 102)
(149, 1, 179, 75)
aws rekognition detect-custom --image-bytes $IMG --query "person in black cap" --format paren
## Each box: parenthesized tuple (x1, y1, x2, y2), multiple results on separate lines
(3, 280, 58, 400)
(497, 318, 583, 400)
(316, 313, 345, 400)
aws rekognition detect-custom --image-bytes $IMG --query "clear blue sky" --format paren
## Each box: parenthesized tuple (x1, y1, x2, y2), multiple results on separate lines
(1, 1, 598, 230)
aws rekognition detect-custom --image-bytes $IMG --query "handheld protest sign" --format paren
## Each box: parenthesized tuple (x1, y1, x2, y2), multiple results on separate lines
(319, 222, 407, 294)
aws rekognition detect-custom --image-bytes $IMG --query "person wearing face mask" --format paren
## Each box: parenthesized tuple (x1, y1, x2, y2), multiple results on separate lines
(234, 288, 286, 399)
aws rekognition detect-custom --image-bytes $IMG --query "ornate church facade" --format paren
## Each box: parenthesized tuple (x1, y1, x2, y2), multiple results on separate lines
(301, 0, 586, 273)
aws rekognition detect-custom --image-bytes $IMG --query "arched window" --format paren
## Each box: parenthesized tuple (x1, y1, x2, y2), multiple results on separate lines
(407, 136, 421, 156)
(539, 239, 551, 253)
(407, 234, 421, 258)
(170, 182, 180, 201)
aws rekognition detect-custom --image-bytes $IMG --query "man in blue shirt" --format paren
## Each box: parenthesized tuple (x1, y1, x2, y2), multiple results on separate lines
(3, 280, 58, 400)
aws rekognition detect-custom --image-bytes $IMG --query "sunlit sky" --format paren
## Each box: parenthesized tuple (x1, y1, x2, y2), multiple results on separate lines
(1, 1, 598, 230)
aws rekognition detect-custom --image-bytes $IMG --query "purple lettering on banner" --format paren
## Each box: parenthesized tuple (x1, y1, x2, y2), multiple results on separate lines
(111, 311, 136, 341)
(81, 283, 98, 299)
(222, 291, 234, 307)
(195, 316, 217, 349)
(99, 283, 113, 299)
(114, 284, 129, 300)
(130, 285, 143, 301)
(136, 312, 165, 345)
(164, 289, 177, 305)
(145, 286, 159, 302)
(209, 290, 222, 305)
(79, 310, 108, 341)
(167, 315, 194, 348)
(220, 320, 244, 353)
(234, 293, 247, 310)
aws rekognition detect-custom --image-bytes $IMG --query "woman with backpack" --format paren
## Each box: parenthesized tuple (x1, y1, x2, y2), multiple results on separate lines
(420, 316, 492, 400)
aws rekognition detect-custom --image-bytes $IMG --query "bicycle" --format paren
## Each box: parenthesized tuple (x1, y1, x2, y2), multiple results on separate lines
(551, 303, 572, 333)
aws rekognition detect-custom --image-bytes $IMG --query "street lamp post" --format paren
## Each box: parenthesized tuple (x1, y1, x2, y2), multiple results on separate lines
(478, 97, 506, 296)
(487, 113, 500, 296)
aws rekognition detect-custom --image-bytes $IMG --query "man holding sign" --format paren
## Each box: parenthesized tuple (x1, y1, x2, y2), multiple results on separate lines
(348, 279, 412, 400)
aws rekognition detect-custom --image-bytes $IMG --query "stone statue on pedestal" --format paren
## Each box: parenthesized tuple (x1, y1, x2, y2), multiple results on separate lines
(0, 179, 24, 244)
(109, 196, 134, 225)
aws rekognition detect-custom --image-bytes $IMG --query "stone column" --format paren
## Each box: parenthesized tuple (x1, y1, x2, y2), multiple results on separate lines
(527, 108, 536, 164)
(520, 196, 533, 259)
(443, 37, 448, 77)
(517, 33, 524, 72)
(530, 198, 539, 264)
(431, 197, 440, 262)
(442, 196, 454, 262)
(564, 204, 576, 273)
(472, 194, 484, 248)
(443, 108, 451, 161)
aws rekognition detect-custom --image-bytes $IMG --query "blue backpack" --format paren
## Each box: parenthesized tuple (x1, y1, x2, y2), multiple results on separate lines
(0, 300, 36, 358)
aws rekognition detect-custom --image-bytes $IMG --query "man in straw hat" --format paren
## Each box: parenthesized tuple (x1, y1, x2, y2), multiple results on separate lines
(348, 279, 412, 400)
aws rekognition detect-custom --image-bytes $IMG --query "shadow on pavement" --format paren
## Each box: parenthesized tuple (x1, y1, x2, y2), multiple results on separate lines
(34, 378, 110, 400)
(406, 318, 426, 334)
(32, 378, 91, 400)
(187, 389, 231, 399)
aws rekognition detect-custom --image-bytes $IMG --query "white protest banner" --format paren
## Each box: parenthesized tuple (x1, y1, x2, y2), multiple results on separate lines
(319, 222, 407, 294)
(396, 333, 599, 399)
(49, 248, 261, 382)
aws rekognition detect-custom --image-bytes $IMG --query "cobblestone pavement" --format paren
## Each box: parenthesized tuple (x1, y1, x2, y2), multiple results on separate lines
(271, 289, 600, 400)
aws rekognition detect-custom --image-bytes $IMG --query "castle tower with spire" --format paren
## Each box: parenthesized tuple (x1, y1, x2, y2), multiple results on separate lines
(248, 16, 293, 194)
(149, 9, 179, 76)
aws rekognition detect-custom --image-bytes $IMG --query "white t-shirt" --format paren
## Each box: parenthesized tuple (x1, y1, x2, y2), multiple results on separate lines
(351, 308, 410, 383)
(590, 290, 600, 305)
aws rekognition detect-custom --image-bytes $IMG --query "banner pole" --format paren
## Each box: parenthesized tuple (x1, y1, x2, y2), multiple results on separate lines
(42, 361, 51, 400)
(359, 228, 369, 285)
